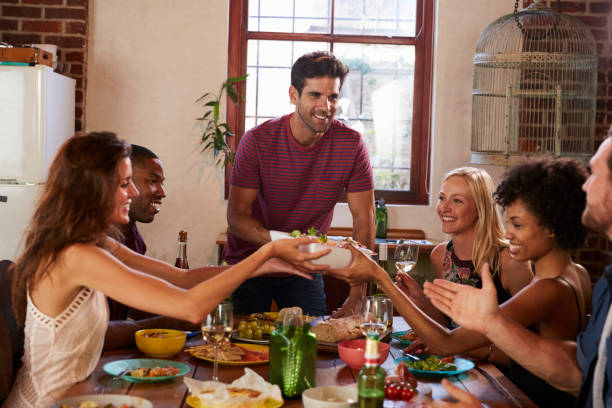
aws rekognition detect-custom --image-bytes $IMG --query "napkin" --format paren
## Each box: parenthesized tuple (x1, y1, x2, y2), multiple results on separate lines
(184, 368, 283, 408)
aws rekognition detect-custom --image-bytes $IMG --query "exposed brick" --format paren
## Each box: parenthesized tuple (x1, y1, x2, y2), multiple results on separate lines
(67, 0, 87, 5)
(70, 64, 83, 75)
(64, 51, 83, 62)
(75, 88, 83, 102)
(2, 32, 42, 45)
(591, 29, 609, 41)
(0, 0, 19, 3)
(590, 2, 611, 14)
(608, 100, 612, 112)
(2, 5, 42, 18)
(0, 19, 18, 31)
(577, 15, 609, 28)
(22, 20, 62, 32)
(75, 77, 83, 88)
(65, 21, 85, 34)
(75, 106, 82, 118)
(608, 86, 612, 97)
(22, 0, 62, 4)
(44, 7, 86, 19)
(560, 1, 586, 12)
(44, 35, 84, 48)
(75, 119, 82, 131)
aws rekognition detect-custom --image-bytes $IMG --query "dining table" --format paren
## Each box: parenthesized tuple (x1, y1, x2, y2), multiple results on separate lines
(60, 316, 536, 407)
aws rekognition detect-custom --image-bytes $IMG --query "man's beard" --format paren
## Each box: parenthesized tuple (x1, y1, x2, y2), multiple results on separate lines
(296, 105, 331, 134)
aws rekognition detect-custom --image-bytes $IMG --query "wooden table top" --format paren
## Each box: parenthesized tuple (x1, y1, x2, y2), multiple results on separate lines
(60, 317, 535, 407)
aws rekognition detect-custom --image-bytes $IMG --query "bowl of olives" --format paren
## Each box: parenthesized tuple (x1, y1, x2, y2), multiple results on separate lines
(235, 315, 276, 341)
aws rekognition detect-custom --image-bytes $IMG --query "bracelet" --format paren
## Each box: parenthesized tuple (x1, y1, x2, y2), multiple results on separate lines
(484, 344, 494, 361)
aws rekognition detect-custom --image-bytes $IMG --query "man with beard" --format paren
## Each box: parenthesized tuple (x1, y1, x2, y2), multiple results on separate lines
(225, 51, 375, 316)
(423, 126, 612, 407)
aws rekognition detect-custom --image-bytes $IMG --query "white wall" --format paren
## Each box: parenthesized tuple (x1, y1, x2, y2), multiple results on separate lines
(86, 0, 514, 266)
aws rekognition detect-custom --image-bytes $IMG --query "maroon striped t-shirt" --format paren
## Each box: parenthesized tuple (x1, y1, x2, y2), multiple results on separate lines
(224, 113, 374, 264)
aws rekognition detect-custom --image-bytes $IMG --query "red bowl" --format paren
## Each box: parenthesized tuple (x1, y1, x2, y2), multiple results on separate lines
(338, 339, 390, 370)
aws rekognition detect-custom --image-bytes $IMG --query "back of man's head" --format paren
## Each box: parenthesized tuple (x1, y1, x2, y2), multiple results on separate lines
(131, 144, 159, 168)
(291, 51, 349, 95)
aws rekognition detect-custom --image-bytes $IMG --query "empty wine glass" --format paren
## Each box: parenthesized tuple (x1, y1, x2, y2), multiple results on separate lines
(201, 300, 233, 381)
(394, 240, 419, 283)
(359, 296, 392, 339)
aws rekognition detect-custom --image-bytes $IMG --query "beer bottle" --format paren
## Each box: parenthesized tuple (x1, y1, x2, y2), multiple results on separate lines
(358, 336, 386, 408)
(175, 230, 189, 269)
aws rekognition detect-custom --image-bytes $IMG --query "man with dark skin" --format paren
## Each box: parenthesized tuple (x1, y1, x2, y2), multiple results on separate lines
(104, 145, 327, 350)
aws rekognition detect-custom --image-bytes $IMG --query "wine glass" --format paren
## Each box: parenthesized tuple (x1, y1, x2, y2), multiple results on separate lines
(359, 296, 392, 339)
(201, 300, 234, 381)
(394, 239, 419, 284)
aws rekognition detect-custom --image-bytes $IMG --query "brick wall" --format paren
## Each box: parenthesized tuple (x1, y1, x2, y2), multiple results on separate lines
(0, 0, 89, 132)
(524, 0, 612, 283)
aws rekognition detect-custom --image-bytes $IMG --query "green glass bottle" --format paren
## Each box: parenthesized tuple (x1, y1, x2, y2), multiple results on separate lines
(269, 320, 316, 398)
(358, 336, 386, 408)
(375, 199, 388, 239)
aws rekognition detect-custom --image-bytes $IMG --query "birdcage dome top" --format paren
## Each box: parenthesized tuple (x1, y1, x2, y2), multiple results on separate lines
(474, 0, 597, 69)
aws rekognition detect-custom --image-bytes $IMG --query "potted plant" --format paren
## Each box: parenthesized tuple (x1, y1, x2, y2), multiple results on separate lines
(196, 74, 248, 166)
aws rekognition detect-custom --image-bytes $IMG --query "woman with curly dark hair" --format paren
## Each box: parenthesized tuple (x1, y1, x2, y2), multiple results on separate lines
(330, 158, 592, 408)
(5, 133, 328, 407)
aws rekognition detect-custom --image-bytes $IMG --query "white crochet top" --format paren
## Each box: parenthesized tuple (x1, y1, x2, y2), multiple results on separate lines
(5, 287, 108, 408)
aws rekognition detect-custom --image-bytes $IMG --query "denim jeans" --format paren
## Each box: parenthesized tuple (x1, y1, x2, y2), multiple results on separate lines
(232, 274, 327, 316)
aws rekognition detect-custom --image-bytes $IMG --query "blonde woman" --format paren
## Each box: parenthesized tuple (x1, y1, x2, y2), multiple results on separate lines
(397, 167, 532, 331)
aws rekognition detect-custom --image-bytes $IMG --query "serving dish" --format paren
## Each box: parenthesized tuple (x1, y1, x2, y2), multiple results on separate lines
(50, 394, 153, 408)
(134, 328, 186, 357)
(394, 356, 475, 378)
(302, 385, 358, 408)
(103, 358, 190, 382)
(188, 343, 269, 365)
(337, 339, 390, 369)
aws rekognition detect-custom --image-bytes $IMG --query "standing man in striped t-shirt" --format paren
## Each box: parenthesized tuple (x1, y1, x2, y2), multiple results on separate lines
(225, 51, 375, 316)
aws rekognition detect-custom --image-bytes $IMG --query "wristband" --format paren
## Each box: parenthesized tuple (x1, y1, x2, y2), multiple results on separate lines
(269, 230, 291, 241)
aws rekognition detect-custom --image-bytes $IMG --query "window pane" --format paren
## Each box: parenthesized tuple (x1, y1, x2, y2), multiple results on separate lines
(334, 0, 417, 36)
(246, 40, 329, 124)
(248, 0, 331, 34)
(334, 43, 415, 191)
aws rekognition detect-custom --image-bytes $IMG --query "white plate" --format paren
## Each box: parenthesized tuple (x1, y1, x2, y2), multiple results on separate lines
(50, 394, 153, 408)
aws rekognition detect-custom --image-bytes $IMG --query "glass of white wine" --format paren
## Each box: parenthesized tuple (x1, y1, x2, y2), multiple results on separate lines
(359, 296, 392, 339)
(394, 239, 419, 283)
(201, 300, 233, 381)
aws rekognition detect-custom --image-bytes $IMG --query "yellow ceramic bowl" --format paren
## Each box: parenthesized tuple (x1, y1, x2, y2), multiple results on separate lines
(135, 329, 186, 357)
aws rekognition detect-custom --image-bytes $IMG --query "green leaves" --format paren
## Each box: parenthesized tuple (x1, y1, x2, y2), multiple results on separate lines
(196, 74, 248, 167)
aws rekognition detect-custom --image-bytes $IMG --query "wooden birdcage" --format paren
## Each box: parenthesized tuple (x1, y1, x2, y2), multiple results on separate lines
(471, 0, 597, 165)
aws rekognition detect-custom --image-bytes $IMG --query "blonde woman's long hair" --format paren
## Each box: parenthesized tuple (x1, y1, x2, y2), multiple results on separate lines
(443, 167, 506, 275)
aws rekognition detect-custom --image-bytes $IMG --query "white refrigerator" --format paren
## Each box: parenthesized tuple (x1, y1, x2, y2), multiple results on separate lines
(0, 65, 75, 260)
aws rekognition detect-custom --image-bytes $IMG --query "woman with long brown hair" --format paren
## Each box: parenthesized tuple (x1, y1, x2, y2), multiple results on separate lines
(6, 132, 327, 407)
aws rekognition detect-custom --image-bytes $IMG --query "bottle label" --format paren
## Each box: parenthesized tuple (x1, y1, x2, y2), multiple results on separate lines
(379, 243, 388, 261)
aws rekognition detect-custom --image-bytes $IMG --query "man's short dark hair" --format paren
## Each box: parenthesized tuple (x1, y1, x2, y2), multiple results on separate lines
(291, 51, 350, 95)
(131, 144, 158, 167)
